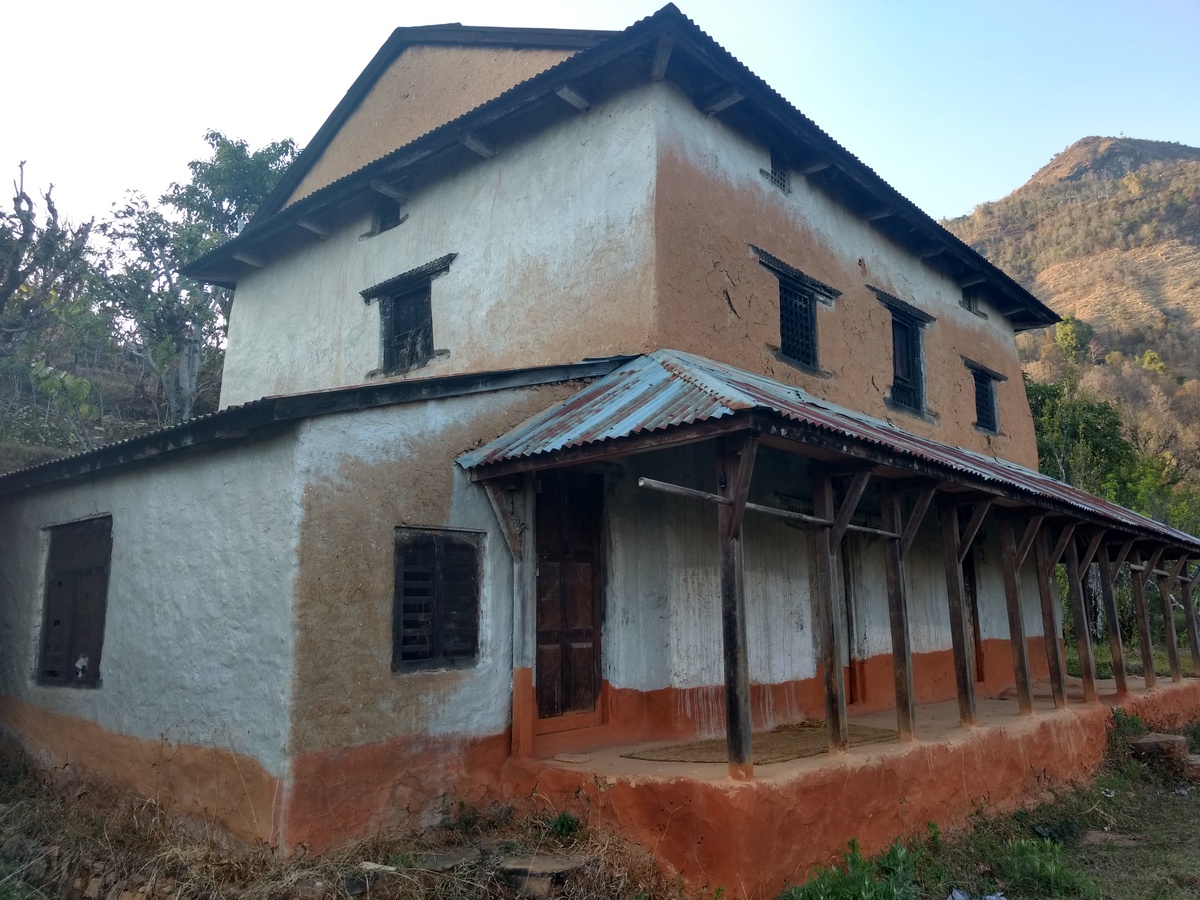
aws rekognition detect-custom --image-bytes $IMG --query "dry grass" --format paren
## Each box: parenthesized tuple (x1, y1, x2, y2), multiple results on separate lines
(0, 742, 675, 900)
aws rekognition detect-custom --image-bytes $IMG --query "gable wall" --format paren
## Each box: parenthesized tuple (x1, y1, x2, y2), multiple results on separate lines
(650, 84, 1039, 468)
(286, 44, 577, 207)
(222, 84, 661, 408)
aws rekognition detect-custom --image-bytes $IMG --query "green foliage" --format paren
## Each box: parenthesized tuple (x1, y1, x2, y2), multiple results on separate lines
(1055, 315, 1093, 365)
(546, 811, 581, 840)
(779, 841, 918, 900)
(991, 838, 1099, 898)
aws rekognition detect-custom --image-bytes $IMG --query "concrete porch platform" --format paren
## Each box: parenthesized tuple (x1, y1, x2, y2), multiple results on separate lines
(500, 679, 1200, 899)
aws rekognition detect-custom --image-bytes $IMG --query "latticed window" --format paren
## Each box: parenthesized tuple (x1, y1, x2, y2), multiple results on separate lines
(393, 528, 482, 671)
(963, 357, 1005, 433)
(890, 315, 923, 411)
(381, 284, 434, 374)
(38, 516, 112, 687)
(779, 279, 817, 367)
(763, 148, 789, 192)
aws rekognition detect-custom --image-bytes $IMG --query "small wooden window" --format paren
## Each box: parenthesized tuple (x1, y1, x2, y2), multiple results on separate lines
(763, 148, 790, 192)
(890, 315, 923, 411)
(779, 279, 817, 367)
(393, 528, 483, 671)
(381, 284, 434, 374)
(38, 516, 112, 687)
(963, 357, 1005, 433)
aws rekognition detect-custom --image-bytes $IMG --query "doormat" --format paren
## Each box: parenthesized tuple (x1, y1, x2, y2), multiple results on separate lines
(621, 720, 897, 765)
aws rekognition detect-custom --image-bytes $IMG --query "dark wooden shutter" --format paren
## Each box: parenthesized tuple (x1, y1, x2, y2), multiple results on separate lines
(973, 370, 997, 432)
(383, 284, 434, 374)
(38, 516, 112, 686)
(393, 530, 481, 671)
(779, 279, 817, 368)
(890, 316, 922, 410)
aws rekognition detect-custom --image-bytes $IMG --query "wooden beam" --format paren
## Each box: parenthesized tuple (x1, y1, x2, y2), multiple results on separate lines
(231, 252, 264, 268)
(1047, 522, 1076, 568)
(999, 515, 1034, 714)
(956, 499, 993, 565)
(554, 85, 591, 111)
(459, 132, 498, 159)
(918, 245, 946, 259)
(717, 435, 758, 780)
(801, 161, 832, 176)
(939, 504, 978, 725)
(369, 179, 408, 201)
(1155, 571, 1183, 682)
(1184, 573, 1200, 678)
(1034, 529, 1068, 708)
(880, 484, 916, 741)
(1137, 546, 1165, 587)
(1014, 514, 1044, 568)
(651, 31, 675, 81)
(297, 218, 332, 238)
(900, 485, 937, 561)
(1111, 539, 1135, 574)
(1079, 529, 1107, 574)
(1169, 554, 1190, 583)
(958, 273, 988, 288)
(829, 470, 871, 545)
(813, 466, 850, 750)
(865, 207, 894, 222)
(1097, 544, 1128, 695)
(481, 480, 523, 561)
(1064, 538, 1098, 702)
(702, 85, 744, 114)
(1130, 550, 1157, 689)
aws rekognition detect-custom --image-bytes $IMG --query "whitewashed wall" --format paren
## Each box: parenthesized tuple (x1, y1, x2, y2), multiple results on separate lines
(0, 434, 300, 778)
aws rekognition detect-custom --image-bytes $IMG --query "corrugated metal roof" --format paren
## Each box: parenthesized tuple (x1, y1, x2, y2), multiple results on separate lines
(459, 350, 1200, 550)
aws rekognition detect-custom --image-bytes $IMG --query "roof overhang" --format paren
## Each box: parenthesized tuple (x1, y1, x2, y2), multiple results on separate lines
(185, 5, 1056, 332)
(459, 350, 1200, 553)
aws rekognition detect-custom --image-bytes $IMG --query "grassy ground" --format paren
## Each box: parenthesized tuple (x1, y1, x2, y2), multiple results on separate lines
(1065, 639, 1196, 680)
(4, 712, 1200, 900)
(785, 710, 1200, 900)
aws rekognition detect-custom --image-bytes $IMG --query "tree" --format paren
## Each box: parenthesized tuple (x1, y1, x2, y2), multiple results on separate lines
(96, 132, 299, 423)
(0, 164, 93, 359)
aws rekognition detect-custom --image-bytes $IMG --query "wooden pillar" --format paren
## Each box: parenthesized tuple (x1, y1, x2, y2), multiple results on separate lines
(1129, 550, 1156, 689)
(813, 467, 849, 750)
(939, 504, 977, 726)
(1184, 570, 1200, 677)
(717, 434, 758, 780)
(1097, 544, 1128, 695)
(1064, 538, 1098, 702)
(1156, 568, 1182, 682)
(1034, 530, 1068, 709)
(880, 484, 916, 741)
(510, 475, 537, 757)
(999, 515, 1034, 715)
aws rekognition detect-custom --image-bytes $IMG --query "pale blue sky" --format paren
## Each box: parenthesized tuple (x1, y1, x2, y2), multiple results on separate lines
(6, 0, 1198, 224)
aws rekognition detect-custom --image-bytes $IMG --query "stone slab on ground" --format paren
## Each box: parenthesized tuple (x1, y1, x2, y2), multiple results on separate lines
(1129, 732, 1189, 760)
(416, 847, 482, 872)
(497, 854, 590, 899)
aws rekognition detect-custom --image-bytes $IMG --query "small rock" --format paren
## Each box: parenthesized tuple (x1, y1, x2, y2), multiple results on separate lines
(84, 875, 104, 899)
(417, 847, 482, 872)
(1183, 754, 1200, 782)
(291, 876, 333, 900)
(337, 874, 368, 897)
(1129, 733, 1189, 760)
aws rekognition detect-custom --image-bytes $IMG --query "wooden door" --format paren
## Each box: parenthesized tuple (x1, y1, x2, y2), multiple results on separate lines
(535, 473, 604, 719)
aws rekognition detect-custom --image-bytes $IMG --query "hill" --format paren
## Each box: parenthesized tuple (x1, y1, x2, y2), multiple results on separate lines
(943, 135, 1200, 483)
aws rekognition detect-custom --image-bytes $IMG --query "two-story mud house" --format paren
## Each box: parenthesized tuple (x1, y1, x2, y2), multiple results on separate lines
(5, 6, 1200, 894)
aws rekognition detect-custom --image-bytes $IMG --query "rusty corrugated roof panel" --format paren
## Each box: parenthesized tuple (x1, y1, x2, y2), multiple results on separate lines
(458, 350, 1200, 549)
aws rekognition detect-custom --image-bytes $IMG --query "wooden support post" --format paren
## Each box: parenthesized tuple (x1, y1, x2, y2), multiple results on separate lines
(1097, 544, 1128, 695)
(813, 466, 850, 750)
(1184, 570, 1200, 678)
(1130, 550, 1157, 689)
(880, 484, 916, 741)
(999, 515, 1034, 714)
(1065, 538, 1098, 702)
(717, 434, 758, 780)
(510, 475, 537, 758)
(900, 485, 936, 561)
(1034, 529, 1068, 708)
(1155, 567, 1182, 682)
(939, 504, 978, 725)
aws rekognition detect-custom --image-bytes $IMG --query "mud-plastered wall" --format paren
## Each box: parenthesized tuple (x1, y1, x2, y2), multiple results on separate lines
(286, 45, 577, 207)
(650, 83, 1039, 468)
(0, 432, 300, 843)
(222, 85, 660, 408)
(284, 383, 577, 848)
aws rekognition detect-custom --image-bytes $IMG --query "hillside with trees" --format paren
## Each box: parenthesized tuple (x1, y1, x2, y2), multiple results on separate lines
(944, 136, 1200, 532)
(0, 133, 298, 472)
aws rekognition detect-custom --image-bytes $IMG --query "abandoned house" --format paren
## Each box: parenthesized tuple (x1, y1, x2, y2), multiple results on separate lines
(5, 5, 1200, 895)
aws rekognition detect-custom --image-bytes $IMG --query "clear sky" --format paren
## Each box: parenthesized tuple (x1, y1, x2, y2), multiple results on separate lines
(6, 0, 1199, 226)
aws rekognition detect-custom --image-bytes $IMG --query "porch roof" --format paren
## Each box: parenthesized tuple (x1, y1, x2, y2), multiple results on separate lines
(458, 349, 1200, 551)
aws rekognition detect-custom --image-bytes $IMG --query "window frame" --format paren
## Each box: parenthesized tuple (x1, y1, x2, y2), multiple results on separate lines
(752, 246, 840, 375)
(869, 285, 935, 416)
(760, 147, 791, 193)
(392, 526, 484, 673)
(360, 253, 456, 376)
(37, 515, 113, 688)
(963, 357, 1006, 434)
